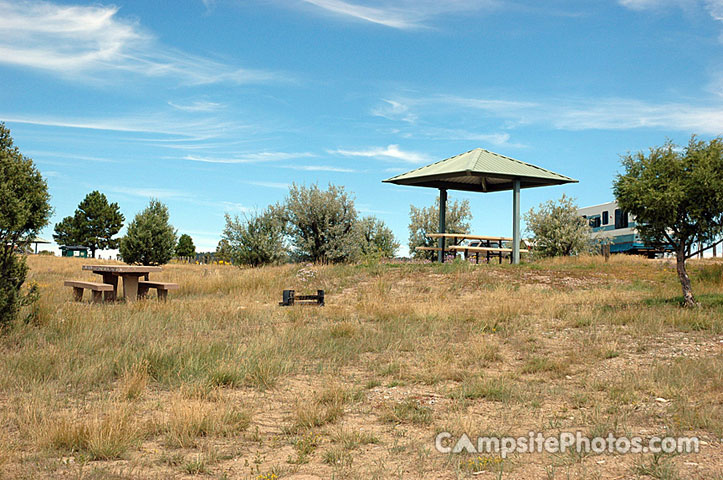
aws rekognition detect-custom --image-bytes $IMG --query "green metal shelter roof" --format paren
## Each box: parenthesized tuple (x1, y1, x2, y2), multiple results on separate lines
(383, 148, 577, 193)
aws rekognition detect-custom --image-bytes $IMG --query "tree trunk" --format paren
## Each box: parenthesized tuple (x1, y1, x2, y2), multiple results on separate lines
(676, 247, 697, 307)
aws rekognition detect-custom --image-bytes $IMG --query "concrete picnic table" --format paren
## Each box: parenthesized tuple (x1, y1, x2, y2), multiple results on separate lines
(82, 265, 162, 302)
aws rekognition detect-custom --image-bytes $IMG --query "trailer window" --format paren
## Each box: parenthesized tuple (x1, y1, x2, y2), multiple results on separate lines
(615, 209, 629, 229)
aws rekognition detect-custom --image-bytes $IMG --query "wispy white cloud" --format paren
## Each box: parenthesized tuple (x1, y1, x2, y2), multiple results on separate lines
(3, 113, 233, 140)
(103, 186, 251, 216)
(618, 0, 723, 31)
(219, 201, 250, 213)
(26, 150, 119, 163)
(106, 186, 191, 200)
(184, 152, 316, 164)
(618, 0, 684, 9)
(368, 95, 538, 145)
(331, 144, 431, 163)
(201, 0, 216, 10)
(371, 99, 417, 123)
(379, 94, 723, 135)
(0, 0, 281, 84)
(705, 0, 723, 24)
(549, 98, 723, 132)
(416, 128, 525, 147)
(300, 0, 499, 29)
(282, 164, 358, 173)
(247, 181, 290, 189)
(431, 95, 540, 114)
(168, 100, 225, 112)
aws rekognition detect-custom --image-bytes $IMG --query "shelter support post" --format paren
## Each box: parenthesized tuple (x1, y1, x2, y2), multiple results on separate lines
(512, 179, 520, 265)
(438, 188, 447, 263)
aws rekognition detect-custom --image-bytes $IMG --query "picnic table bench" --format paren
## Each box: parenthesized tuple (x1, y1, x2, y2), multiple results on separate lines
(421, 233, 530, 264)
(64, 280, 114, 303)
(138, 280, 179, 301)
(65, 265, 178, 303)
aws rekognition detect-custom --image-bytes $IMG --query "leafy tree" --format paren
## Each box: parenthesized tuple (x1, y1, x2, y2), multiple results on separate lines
(215, 239, 232, 263)
(0, 123, 52, 328)
(52, 215, 82, 248)
(53, 190, 124, 257)
(408, 198, 471, 260)
(277, 183, 360, 263)
(176, 234, 196, 258)
(222, 209, 286, 267)
(524, 194, 591, 258)
(614, 137, 723, 307)
(119, 199, 177, 265)
(358, 216, 399, 258)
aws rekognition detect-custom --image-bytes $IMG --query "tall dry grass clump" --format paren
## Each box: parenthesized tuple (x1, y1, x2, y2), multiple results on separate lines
(28, 403, 144, 460)
(162, 396, 251, 448)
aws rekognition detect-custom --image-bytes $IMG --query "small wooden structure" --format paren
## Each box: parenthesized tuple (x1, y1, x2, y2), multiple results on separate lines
(60, 245, 89, 258)
(279, 289, 325, 306)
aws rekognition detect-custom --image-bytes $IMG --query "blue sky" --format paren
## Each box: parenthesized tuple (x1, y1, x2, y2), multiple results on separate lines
(3, 0, 723, 255)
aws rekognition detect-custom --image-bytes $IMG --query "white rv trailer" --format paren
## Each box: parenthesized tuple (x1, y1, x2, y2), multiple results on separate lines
(577, 201, 674, 256)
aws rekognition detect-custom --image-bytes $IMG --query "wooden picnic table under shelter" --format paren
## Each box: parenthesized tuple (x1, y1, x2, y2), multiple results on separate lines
(383, 148, 577, 264)
(421, 233, 530, 264)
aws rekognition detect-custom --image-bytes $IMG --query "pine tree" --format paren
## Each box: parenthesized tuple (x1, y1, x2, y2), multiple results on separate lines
(119, 200, 177, 265)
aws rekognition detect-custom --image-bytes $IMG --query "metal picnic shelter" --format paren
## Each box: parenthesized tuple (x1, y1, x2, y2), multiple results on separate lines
(383, 148, 577, 264)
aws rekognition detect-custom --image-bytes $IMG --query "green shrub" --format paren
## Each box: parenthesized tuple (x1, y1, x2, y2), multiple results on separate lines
(524, 194, 591, 257)
(120, 199, 177, 265)
(0, 123, 51, 329)
(277, 183, 361, 263)
(222, 209, 286, 267)
(409, 198, 471, 260)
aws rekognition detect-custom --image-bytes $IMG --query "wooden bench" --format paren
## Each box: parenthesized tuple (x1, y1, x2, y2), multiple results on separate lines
(448, 245, 530, 264)
(64, 280, 114, 303)
(279, 289, 325, 306)
(138, 281, 179, 301)
(448, 245, 530, 254)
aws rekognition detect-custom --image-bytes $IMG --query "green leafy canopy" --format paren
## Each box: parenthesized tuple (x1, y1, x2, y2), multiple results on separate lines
(614, 137, 723, 251)
(613, 136, 723, 306)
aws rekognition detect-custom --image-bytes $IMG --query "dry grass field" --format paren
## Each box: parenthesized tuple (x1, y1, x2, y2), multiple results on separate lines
(1, 255, 721, 479)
